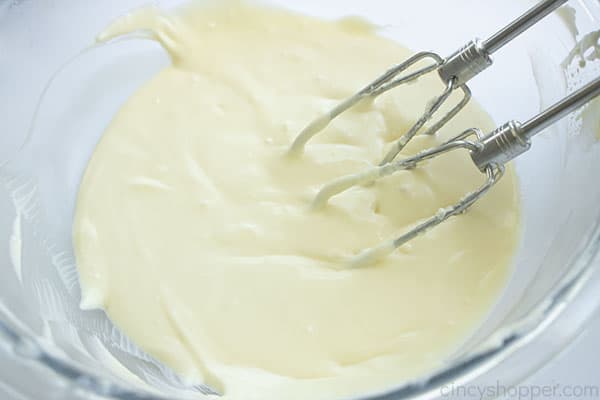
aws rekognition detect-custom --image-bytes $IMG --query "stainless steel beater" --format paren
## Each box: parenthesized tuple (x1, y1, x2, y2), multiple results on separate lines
(314, 76, 600, 267)
(289, 0, 569, 161)
(288, 0, 600, 267)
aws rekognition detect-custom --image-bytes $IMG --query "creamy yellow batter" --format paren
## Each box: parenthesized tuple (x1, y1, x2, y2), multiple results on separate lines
(73, 3, 520, 399)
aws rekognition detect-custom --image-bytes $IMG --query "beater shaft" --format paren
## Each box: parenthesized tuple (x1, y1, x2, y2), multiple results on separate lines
(472, 77, 600, 170)
(522, 76, 600, 139)
(438, 0, 567, 86)
(483, 0, 568, 54)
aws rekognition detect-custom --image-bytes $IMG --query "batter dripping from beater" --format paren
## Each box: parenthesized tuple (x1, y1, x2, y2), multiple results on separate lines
(73, 3, 520, 399)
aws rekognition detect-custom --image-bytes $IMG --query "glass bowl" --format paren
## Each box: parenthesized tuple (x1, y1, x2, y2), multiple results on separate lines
(0, 0, 599, 399)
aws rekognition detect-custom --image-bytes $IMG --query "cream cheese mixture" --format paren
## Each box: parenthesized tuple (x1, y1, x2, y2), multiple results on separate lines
(73, 3, 520, 399)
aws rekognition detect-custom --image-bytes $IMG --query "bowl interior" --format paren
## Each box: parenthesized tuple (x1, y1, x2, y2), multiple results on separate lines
(0, 0, 599, 398)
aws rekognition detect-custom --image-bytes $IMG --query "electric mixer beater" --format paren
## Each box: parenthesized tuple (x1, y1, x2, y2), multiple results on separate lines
(289, 0, 600, 267)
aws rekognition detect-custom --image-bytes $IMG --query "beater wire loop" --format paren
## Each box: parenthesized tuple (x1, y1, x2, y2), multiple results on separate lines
(288, 52, 443, 156)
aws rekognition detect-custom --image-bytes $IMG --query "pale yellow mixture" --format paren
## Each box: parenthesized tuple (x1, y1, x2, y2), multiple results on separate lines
(73, 3, 520, 399)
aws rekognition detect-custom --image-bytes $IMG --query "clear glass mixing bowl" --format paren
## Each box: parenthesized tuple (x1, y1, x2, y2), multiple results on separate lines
(1, 0, 599, 399)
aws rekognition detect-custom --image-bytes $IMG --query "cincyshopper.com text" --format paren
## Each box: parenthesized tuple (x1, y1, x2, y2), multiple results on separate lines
(441, 381, 599, 399)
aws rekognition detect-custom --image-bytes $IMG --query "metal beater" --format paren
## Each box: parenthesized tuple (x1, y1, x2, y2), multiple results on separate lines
(288, 0, 600, 267)
(289, 0, 571, 160)
(315, 77, 600, 267)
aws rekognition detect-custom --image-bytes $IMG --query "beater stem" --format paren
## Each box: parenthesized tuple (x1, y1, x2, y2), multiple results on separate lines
(483, 0, 568, 54)
(521, 77, 600, 140)
(438, 0, 569, 86)
(471, 77, 600, 170)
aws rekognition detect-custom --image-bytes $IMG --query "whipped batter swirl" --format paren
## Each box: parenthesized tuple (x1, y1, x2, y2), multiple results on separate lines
(74, 3, 520, 399)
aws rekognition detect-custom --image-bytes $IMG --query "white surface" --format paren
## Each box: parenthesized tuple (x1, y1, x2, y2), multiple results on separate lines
(509, 311, 600, 400)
